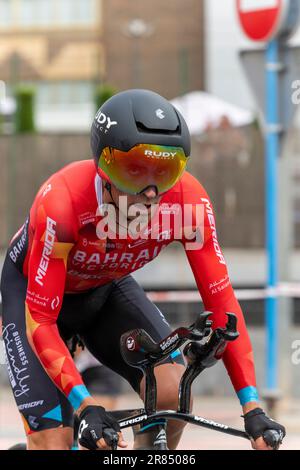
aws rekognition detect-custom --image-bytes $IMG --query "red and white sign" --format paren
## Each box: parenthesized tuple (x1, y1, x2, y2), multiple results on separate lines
(237, 0, 290, 42)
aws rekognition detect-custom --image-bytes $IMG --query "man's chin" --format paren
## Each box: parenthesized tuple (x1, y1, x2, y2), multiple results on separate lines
(127, 209, 152, 220)
(127, 216, 151, 226)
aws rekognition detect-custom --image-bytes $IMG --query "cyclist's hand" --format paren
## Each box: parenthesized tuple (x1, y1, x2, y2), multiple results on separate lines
(78, 405, 128, 450)
(243, 407, 286, 450)
(95, 432, 127, 450)
(251, 436, 275, 451)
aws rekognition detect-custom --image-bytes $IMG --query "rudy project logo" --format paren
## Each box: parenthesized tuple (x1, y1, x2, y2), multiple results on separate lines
(126, 337, 136, 351)
(94, 111, 118, 134)
(35, 217, 56, 287)
(145, 150, 177, 159)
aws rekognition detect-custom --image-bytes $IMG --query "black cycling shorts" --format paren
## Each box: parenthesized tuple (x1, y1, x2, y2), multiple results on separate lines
(0, 255, 184, 434)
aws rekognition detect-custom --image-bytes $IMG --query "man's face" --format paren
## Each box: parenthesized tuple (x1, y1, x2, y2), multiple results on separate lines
(109, 184, 162, 221)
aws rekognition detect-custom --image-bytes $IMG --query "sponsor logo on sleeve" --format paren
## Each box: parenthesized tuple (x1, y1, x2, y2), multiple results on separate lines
(42, 184, 52, 198)
(2, 323, 30, 398)
(201, 198, 226, 265)
(35, 217, 56, 287)
(9, 217, 29, 264)
(18, 400, 44, 411)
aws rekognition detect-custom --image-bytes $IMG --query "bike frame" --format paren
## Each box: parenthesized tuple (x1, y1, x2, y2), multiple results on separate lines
(106, 311, 282, 450)
(116, 409, 249, 440)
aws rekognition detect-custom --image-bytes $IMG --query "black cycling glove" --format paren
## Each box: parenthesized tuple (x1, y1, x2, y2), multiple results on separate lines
(243, 407, 286, 443)
(78, 405, 120, 450)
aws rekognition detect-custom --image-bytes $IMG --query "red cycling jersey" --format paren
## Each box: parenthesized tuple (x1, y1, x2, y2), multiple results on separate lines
(9, 160, 258, 411)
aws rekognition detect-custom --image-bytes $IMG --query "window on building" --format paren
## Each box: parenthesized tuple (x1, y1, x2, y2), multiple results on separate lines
(57, 0, 96, 26)
(0, 0, 99, 29)
(36, 0, 53, 26)
(0, 0, 13, 27)
(76, 0, 96, 24)
(35, 81, 94, 109)
(20, 0, 34, 26)
(58, 0, 74, 25)
(19, 0, 54, 27)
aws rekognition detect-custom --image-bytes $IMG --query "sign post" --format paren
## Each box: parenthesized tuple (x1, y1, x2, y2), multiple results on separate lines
(236, 0, 300, 411)
(265, 38, 280, 393)
(237, 0, 299, 42)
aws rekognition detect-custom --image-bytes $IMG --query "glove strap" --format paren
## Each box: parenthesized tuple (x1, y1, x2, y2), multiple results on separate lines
(241, 407, 265, 419)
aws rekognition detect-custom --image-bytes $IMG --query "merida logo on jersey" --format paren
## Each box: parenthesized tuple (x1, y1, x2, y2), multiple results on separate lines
(35, 217, 56, 286)
(201, 198, 226, 265)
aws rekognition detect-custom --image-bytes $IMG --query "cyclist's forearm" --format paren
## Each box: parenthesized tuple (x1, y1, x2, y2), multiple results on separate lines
(76, 397, 99, 416)
(242, 401, 261, 415)
(213, 298, 259, 406)
(25, 304, 91, 411)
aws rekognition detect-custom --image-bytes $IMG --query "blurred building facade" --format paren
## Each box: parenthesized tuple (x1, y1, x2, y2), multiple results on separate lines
(0, 0, 273, 252)
(0, 125, 264, 250)
(0, 0, 205, 130)
(102, 0, 205, 97)
(0, 0, 103, 129)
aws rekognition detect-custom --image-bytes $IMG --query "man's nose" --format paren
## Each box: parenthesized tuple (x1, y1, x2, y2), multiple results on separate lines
(143, 186, 157, 199)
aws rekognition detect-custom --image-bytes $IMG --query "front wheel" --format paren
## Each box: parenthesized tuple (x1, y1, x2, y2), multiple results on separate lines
(133, 423, 168, 450)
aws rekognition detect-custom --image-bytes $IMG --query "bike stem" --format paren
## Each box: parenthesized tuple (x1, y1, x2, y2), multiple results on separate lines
(178, 362, 205, 414)
(142, 364, 157, 414)
(121, 312, 238, 416)
(117, 312, 282, 450)
(178, 314, 239, 414)
(137, 311, 217, 415)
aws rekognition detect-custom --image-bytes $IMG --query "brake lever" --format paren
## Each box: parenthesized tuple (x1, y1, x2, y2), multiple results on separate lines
(184, 313, 239, 367)
(188, 311, 213, 340)
(222, 313, 239, 341)
(155, 313, 213, 358)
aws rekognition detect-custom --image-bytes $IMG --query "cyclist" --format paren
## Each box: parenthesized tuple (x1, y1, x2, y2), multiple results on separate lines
(1, 89, 285, 450)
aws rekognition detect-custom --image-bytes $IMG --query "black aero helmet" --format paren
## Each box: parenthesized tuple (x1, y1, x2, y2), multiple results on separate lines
(91, 89, 191, 194)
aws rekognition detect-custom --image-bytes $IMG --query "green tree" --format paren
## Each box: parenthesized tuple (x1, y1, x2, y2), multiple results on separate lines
(95, 84, 117, 110)
(14, 85, 36, 133)
(0, 113, 3, 134)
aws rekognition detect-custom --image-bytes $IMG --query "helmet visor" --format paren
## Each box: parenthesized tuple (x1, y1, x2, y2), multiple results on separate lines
(98, 144, 188, 195)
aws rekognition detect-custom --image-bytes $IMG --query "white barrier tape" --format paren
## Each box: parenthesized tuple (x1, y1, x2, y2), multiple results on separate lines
(147, 284, 300, 303)
(147, 290, 265, 303)
(1, 285, 300, 306)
